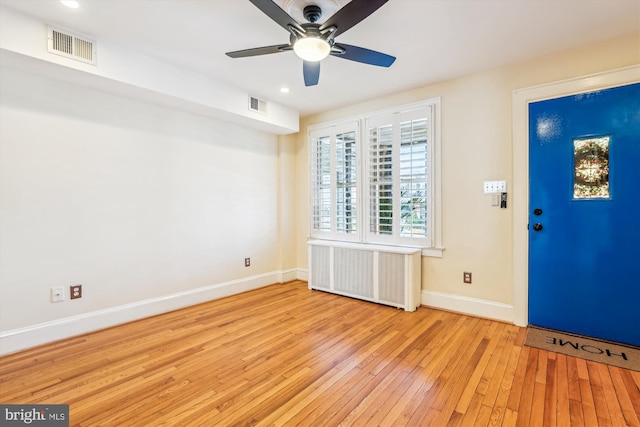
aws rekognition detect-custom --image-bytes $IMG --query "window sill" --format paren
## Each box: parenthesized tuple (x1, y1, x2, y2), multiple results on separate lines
(308, 238, 444, 258)
(421, 247, 444, 258)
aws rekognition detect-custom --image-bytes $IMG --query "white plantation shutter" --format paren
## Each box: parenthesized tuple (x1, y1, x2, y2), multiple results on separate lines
(335, 129, 358, 235)
(367, 121, 394, 237)
(365, 107, 433, 246)
(309, 99, 440, 251)
(310, 122, 359, 240)
(399, 114, 429, 240)
(311, 132, 332, 233)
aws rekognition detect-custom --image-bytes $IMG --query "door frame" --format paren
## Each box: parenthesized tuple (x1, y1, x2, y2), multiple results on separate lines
(511, 65, 640, 327)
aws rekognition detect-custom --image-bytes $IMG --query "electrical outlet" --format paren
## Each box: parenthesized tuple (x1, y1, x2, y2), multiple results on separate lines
(463, 272, 472, 284)
(483, 180, 507, 194)
(70, 284, 82, 299)
(51, 286, 65, 302)
(245, 257, 250, 267)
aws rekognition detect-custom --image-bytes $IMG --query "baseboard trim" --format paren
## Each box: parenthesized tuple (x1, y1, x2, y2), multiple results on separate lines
(280, 268, 307, 283)
(421, 290, 514, 323)
(0, 271, 283, 355)
(295, 268, 308, 282)
(1, 273, 511, 355)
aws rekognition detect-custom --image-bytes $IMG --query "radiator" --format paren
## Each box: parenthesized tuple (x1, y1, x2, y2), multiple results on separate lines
(308, 240, 422, 311)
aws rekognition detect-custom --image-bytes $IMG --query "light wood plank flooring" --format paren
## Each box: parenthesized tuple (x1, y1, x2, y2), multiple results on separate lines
(1, 281, 639, 426)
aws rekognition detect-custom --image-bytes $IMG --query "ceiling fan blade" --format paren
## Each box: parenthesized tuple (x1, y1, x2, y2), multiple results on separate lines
(331, 43, 396, 67)
(303, 61, 320, 86)
(319, 0, 388, 37)
(226, 44, 291, 58)
(249, 0, 304, 34)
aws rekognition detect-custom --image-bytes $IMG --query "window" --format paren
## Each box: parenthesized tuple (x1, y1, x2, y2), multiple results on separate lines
(573, 136, 610, 199)
(310, 99, 442, 253)
(311, 133, 332, 233)
(310, 123, 359, 240)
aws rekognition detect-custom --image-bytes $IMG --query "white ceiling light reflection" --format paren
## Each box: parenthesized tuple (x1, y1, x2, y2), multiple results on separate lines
(60, 1, 80, 8)
(536, 114, 562, 141)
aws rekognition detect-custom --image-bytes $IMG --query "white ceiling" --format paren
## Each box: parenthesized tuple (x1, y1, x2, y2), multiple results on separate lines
(1, 0, 639, 116)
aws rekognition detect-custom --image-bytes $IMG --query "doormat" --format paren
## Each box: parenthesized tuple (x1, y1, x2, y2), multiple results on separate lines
(525, 326, 640, 372)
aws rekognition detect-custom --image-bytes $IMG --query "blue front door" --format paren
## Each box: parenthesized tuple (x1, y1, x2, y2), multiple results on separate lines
(528, 83, 640, 347)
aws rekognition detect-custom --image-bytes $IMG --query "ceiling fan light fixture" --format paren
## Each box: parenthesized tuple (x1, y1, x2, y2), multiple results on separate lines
(293, 37, 330, 62)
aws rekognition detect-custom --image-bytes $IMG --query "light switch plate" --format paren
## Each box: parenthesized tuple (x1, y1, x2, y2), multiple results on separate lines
(484, 180, 507, 194)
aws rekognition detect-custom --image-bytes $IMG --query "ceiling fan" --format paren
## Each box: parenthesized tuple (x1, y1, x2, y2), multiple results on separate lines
(226, 0, 396, 86)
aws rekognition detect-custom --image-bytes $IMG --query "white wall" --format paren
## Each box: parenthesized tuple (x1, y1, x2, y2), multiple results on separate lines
(0, 64, 282, 352)
(0, 5, 299, 135)
(1, 28, 637, 354)
(294, 34, 640, 322)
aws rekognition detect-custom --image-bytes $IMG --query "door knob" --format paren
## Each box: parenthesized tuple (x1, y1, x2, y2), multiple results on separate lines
(533, 223, 543, 231)
(533, 208, 543, 216)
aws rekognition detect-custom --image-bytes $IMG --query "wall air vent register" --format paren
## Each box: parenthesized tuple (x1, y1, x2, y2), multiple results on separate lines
(47, 26, 97, 65)
(249, 96, 267, 114)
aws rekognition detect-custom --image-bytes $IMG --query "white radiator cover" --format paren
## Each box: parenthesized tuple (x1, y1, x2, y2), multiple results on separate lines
(308, 240, 422, 311)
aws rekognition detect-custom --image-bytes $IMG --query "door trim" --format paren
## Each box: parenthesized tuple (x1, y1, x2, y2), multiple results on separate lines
(511, 65, 640, 327)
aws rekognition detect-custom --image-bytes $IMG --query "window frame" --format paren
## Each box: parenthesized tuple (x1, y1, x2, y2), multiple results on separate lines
(309, 121, 361, 242)
(308, 99, 443, 257)
(365, 107, 433, 247)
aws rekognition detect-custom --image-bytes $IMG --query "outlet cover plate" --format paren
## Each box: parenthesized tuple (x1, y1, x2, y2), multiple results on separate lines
(70, 284, 82, 299)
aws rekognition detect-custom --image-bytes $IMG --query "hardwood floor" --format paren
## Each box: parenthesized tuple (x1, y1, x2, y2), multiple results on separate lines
(1, 281, 638, 426)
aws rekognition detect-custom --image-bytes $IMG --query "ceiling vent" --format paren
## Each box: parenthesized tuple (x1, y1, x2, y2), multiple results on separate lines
(47, 26, 97, 65)
(249, 96, 267, 114)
